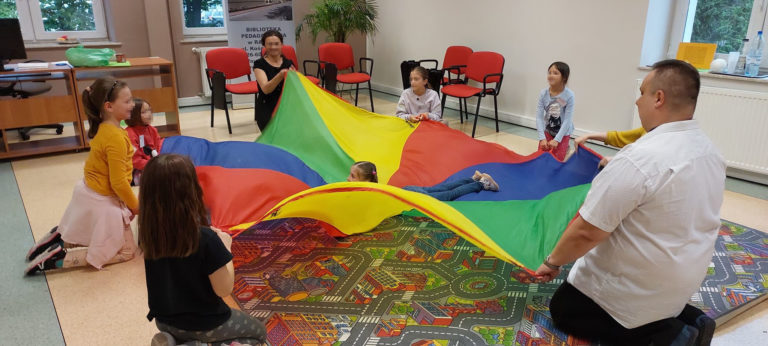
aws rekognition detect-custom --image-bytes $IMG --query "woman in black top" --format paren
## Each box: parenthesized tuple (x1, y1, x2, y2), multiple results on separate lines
(139, 154, 266, 345)
(253, 30, 294, 131)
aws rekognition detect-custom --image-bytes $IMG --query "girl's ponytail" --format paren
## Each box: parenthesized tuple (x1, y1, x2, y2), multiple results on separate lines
(82, 78, 127, 138)
(353, 161, 378, 183)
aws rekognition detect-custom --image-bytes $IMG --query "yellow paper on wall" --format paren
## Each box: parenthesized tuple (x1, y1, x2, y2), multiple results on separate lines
(676, 43, 717, 69)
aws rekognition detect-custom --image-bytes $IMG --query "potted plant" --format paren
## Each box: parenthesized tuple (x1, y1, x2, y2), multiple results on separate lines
(296, 0, 378, 43)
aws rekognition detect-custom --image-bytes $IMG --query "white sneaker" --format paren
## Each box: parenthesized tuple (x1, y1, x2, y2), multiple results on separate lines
(479, 173, 499, 191)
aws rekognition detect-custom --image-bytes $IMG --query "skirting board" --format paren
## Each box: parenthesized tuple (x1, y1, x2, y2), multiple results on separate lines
(371, 82, 768, 186)
(727, 167, 768, 186)
(179, 95, 253, 110)
(179, 96, 211, 107)
(180, 85, 542, 130)
(372, 82, 601, 140)
(371, 82, 538, 130)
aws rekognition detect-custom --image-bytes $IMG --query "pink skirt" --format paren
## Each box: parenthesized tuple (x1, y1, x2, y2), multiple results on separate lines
(58, 180, 134, 268)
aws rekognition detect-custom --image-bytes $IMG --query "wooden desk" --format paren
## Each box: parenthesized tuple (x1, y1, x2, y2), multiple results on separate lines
(0, 65, 85, 159)
(72, 57, 181, 141)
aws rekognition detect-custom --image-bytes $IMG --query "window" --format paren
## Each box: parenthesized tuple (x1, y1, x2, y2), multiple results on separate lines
(0, 0, 33, 40)
(0, 0, 16, 17)
(669, 0, 768, 58)
(182, 0, 226, 36)
(1, 0, 107, 41)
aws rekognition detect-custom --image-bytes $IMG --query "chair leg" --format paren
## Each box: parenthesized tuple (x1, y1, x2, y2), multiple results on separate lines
(493, 94, 499, 132)
(471, 96, 483, 138)
(463, 98, 469, 120)
(17, 128, 29, 141)
(254, 94, 258, 122)
(16, 124, 64, 141)
(440, 93, 447, 120)
(354, 83, 360, 106)
(210, 90, 215, 128)
(225, 101, 232, 134)
(458, 97, 464, 124)
(367, 81, 374, 112)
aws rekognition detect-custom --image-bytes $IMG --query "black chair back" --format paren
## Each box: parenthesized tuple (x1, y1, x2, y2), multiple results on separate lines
(211, 71, 228, 110)
(323, 63, 338, 95)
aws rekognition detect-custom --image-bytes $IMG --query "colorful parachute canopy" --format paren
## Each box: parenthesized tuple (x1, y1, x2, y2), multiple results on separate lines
(162, 71, 602, 271)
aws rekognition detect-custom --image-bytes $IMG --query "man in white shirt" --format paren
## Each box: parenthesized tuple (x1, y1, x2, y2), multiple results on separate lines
(535, 59, 726, 346)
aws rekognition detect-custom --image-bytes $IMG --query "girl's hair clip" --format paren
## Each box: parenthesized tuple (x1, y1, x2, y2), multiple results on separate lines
(372, 171, 377, 175)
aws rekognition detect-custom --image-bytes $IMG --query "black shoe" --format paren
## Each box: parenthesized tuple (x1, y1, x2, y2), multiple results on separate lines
(670, 325, 699, 346)
(692, 314, 715, 346)
(25, 244, 65, 276)
(26, 226, 61, 261)
(677, 304, 716, 346)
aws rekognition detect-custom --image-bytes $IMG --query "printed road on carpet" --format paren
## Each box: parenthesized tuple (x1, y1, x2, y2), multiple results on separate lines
(230, 215, 768, 346)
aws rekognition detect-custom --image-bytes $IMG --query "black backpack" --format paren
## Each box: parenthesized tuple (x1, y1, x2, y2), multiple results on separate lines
(400, 60, 442, 94)
(400, 60, 420, 90)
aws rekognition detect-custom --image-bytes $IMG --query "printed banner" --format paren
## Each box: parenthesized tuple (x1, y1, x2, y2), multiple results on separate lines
(226, 0, 295, 108)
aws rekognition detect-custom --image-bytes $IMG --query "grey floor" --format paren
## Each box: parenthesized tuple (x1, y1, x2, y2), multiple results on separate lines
(0, 162, 65, 344)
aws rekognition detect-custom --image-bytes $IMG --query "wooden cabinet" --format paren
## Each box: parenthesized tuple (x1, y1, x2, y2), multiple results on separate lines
(0, 65, 85, 159)
(0, 57, 182, 159)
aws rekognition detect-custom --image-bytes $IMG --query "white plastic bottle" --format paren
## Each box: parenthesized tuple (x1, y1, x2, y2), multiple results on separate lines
(745, 31, 764, 77)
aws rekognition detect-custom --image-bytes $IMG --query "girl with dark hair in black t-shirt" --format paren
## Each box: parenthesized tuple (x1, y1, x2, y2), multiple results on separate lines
(139, 154, 266, 345)
(252, 30, 294, 132)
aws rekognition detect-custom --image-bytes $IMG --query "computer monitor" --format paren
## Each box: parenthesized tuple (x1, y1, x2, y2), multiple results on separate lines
(0, 18, 27, 71)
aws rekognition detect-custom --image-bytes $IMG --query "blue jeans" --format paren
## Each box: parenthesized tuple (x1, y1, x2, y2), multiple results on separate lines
(404, 178, 483, 201)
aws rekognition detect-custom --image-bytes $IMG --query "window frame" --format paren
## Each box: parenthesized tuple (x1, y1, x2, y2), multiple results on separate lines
(180, 0, 227, 37)
(13, 0, 35, 41)
(667, 0, 768, 65)
(13, 0, 108, 41)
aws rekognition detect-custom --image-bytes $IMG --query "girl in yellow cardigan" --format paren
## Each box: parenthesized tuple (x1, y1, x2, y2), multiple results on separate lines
(574, 127, 647, 166)
(26, 77, 139, 275)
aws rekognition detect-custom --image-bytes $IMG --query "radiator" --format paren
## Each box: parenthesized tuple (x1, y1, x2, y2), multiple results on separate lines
(634, 80, 768, 179)
(192, 46, 227, 97)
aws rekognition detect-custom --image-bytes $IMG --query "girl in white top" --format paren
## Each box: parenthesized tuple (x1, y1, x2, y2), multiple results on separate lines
(396, 66, 442, 122)
(536, 61, 575, 161)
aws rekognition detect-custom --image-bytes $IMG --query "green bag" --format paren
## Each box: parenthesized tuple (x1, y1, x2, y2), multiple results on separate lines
(65, 46, 115, 67)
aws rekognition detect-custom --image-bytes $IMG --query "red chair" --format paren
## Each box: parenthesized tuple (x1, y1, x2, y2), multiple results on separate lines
(419, 46, 473, 123)
(260, 45, 321, 85)
(318, 42, 374, 111)
(420, 45, 473, 86)
(440, 51, 505, 138)
(205, 48, 259, 134)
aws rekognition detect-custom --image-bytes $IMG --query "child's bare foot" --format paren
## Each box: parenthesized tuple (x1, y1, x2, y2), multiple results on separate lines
(472, 170, 482, 181)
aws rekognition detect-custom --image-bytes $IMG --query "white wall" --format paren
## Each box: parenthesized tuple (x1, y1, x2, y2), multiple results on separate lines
(367, 0, 653, 134)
